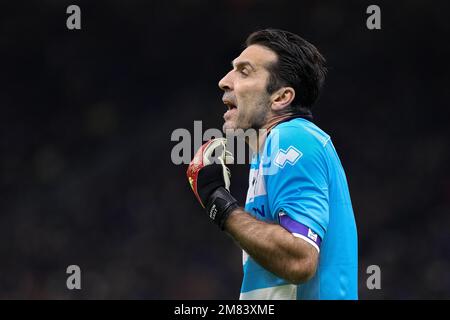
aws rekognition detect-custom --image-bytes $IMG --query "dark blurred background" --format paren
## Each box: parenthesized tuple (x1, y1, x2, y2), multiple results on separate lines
(0, 0, 449, 299)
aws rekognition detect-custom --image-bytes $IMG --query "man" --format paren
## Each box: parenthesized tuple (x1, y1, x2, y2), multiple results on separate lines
(187, 29, 358, 299)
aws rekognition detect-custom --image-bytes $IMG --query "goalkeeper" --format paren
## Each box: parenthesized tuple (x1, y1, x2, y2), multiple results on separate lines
(187, 29, 358, 300)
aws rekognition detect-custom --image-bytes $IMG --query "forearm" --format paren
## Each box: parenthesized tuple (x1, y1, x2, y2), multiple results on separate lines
(224, 207, 317, 284)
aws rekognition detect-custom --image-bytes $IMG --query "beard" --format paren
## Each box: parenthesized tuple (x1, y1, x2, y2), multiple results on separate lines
(241, 98, 271, 131)
(222, 108, 239, 132)
(223, 98, 270, 133)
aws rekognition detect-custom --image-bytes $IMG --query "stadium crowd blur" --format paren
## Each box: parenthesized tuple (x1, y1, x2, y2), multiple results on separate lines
(1, 0, 449, 299)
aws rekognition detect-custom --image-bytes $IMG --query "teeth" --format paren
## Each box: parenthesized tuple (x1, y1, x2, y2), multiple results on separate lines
(223, 100, 237, 110)
(225, 103, 236, 110)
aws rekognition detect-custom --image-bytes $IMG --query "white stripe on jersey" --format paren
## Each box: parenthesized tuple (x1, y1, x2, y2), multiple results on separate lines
(240, 284, 297, 300)
(245, 168, 267, 204)
(242, 250, 249, 266)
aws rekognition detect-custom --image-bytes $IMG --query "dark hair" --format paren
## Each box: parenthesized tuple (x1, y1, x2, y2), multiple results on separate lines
(246, 29, 327, 113)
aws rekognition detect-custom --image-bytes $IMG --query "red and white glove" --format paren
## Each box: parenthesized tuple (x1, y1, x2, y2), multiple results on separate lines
(187, 138, 238, 229)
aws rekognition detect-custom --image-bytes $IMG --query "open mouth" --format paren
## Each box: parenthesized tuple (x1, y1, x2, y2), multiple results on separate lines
(223, 100, 238, 110)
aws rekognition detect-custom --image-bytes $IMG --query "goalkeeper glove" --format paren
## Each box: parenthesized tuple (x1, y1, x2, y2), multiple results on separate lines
(186, 138, 239, 230)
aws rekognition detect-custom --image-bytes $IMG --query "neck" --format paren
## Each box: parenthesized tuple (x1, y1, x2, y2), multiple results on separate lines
(262, 112, 296, 132)
(246, 112, 296, 153)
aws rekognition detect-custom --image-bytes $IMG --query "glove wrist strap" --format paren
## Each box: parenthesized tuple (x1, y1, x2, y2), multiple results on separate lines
(205, 187, 239, 230)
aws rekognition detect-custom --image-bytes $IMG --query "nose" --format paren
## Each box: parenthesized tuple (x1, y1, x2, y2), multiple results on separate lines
(218, 70, 233, 91)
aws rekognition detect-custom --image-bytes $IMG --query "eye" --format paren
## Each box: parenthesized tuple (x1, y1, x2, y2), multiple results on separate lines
(239, 68, 249, 77)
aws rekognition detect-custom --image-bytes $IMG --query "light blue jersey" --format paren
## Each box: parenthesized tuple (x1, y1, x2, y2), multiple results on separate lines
(241, 117, 358, 300)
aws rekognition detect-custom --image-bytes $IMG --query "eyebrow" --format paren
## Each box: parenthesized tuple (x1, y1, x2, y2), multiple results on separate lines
(231, 60, 255, 71)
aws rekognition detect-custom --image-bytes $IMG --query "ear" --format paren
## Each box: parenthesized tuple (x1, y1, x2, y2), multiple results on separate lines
(270, 87, 295, 112)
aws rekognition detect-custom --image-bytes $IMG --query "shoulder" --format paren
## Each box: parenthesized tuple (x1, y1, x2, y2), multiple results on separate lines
(266, 118, 331, 154)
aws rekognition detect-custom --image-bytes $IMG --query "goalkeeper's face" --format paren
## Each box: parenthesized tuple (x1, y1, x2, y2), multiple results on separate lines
(219, 45, 276, 132)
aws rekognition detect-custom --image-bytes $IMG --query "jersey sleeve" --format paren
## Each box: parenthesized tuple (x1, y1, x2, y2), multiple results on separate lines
(263, 125, 329, 250)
